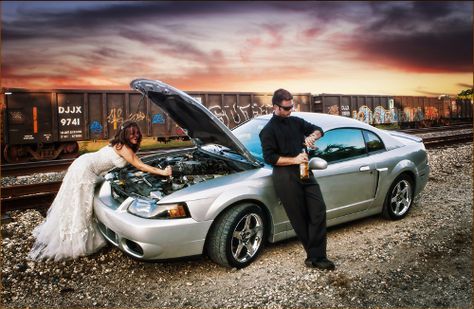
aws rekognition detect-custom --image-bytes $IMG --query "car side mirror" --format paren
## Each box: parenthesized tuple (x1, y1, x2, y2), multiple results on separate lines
(309, 157, 328, 170)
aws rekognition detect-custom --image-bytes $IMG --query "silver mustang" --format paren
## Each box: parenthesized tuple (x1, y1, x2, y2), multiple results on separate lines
(93, 79, 430, 268)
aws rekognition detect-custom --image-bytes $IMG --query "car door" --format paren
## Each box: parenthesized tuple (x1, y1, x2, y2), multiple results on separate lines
(309, 128, 378, 220)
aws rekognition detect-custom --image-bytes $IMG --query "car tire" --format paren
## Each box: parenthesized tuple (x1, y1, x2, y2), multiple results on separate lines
(207, 203, 266, 268)
(382, 174, 414, 220)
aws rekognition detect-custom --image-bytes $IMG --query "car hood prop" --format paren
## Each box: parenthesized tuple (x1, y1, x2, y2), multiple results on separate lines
(130, 78, 261, 167)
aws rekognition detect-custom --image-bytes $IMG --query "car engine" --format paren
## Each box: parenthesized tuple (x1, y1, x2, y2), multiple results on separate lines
(108, 150, 241, 201)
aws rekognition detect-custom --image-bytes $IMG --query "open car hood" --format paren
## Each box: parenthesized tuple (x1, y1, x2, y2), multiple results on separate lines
(131, 79, 261, 167)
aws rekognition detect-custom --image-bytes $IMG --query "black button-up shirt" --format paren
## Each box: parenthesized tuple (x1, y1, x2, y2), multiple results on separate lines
(259, 114, 324, 166)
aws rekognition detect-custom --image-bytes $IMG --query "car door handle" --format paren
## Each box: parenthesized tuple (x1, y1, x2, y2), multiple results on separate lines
(359, 166, 371, 172)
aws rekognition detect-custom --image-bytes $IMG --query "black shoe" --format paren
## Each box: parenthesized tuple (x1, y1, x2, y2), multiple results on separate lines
(305, 257, 335, 270)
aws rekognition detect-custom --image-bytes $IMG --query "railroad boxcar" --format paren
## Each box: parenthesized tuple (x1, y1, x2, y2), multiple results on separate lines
(1, 88, 311, 162)
(1, 89, 186, 163)
(2, 87, 470, 163)
(312, 94, 398, 125)
(453, 97, 473, 121)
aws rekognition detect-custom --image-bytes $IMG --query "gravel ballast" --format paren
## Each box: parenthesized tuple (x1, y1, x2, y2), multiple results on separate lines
(1, 143, 472, 308)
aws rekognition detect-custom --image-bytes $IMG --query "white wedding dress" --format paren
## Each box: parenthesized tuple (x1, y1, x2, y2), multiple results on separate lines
(28, 145, 128, 261)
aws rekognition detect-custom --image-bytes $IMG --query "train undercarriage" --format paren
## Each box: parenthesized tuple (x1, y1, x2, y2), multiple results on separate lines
(2, 142, 79, 163)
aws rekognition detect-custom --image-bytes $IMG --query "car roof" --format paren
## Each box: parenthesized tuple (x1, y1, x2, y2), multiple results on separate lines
(256, 112, 375, 132)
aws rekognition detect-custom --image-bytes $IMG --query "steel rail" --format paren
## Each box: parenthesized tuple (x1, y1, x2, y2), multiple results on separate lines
(1, 181, 62, 213)
(399, 123, 472, 134)
(423, 133, 473, 148)
(1, 147, 192, 177)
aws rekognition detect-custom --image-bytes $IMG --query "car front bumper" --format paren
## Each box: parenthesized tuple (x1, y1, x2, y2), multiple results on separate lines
(93, 183, 213, 260)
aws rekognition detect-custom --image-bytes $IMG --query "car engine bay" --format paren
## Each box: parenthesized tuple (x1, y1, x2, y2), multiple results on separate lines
(108, 149, 247, 201)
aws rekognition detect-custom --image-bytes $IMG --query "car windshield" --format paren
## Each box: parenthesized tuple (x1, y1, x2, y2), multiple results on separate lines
(232, 118, 268, 163)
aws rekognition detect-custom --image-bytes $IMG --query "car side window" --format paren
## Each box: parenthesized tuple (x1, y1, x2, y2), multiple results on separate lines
(363, 130, 385, 153)
(309, 128, 366, 163)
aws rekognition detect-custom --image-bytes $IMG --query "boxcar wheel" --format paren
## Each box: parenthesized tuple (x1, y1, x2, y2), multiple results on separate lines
(207, 204, 266, 268)
(383, 174, 414, 220)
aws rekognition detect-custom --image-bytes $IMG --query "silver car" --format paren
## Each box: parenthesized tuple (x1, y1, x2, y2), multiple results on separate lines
(93, 79, 430, 268)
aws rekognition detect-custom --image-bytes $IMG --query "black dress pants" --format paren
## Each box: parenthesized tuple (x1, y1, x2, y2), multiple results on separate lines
(272, 165, 327, 260)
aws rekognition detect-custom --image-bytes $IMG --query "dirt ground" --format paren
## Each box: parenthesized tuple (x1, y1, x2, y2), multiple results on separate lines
(1, 143, 472, 308)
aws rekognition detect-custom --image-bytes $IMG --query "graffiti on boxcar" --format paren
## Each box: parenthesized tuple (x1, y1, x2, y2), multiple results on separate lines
(400, 107, 424, 122)
(152, 113, 166, 124)
(352, 106, 372, 124)
(424, 107, 439, 120)
(127, 111, 146, 122)
(340, 105, 351, 117)
(107, 108, 146, 129)
(107, 108, 123, 129)
(209, 105, 229, 126)
(209, 103, 272, 127)
(224, 103, 242, 125)
(415, 107, 424, 121)
(251, 103, 273, 117)
(373, 106, 394, 124)
(8, 110, 25, 124)
(348, 105, 398, 124)
(90, 121, 103, 134)
(327, 105, 339, 115)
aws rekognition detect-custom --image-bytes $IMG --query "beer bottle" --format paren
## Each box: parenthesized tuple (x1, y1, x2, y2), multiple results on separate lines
(300, 148, 309, 180)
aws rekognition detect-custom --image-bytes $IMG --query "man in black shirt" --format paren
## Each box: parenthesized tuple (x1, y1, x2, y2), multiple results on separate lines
(259, 88, 335, 270)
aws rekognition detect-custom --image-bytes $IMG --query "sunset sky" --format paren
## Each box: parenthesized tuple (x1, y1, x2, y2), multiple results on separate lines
(2, 1, 472, 96)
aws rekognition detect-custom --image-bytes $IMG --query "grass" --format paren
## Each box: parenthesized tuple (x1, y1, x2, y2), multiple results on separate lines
(78, 137, 193, 154)
(373, 123, 401, 130)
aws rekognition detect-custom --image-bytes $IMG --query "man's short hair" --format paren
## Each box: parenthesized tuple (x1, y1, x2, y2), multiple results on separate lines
(272, 88, 293, 105)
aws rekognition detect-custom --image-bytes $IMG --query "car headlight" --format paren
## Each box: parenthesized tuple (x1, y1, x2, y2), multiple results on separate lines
(128, 198, 189, 219)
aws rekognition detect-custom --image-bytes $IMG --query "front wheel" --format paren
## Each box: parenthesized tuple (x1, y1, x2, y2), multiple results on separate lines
(207, 204, 266, 268)
(383, 174, 414, 220)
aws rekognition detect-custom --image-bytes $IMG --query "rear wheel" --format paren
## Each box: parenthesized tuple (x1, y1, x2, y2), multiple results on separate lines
(383, 174, 414, 220)
(207, 204, 266, 268)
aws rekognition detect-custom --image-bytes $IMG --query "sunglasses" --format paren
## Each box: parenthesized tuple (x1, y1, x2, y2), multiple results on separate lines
(277, 104, 294, 111)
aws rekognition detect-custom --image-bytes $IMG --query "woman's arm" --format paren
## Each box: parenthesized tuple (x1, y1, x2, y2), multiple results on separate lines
(114, 145, 172, 176)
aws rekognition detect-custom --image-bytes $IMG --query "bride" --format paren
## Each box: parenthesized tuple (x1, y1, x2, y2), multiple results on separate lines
(28, 121, 172, 261)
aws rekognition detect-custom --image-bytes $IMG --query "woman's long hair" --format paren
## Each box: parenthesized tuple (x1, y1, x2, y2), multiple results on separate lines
(109, 121, 142, 153)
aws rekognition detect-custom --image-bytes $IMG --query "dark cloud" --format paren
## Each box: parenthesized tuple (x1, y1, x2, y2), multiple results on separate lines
(2, 1, 472, 79)
(347, 1, 473, 73)
(368, 2, 471, 32)
(350, 29, 472, 73)
(2, 1, 276, 41)
(276, 1, 472, 73)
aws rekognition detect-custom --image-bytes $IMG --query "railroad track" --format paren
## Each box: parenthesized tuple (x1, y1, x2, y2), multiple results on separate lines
(1, 181, 62, 214)
(422, 132, 473, 147)
(1, 132, 472, 218)
(399, 123, 472, 134)
(0, 147, 188, 177)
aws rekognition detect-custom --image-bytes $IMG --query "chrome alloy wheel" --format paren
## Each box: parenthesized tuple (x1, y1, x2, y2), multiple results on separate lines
(231, 213, 264, 263)
(389, 179, 412, 216)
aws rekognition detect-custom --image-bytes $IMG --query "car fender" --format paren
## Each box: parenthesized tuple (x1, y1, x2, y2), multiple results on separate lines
(373, 159, 417, 211)
(390, 159, 418, 181)
(203, 182, 276, 223)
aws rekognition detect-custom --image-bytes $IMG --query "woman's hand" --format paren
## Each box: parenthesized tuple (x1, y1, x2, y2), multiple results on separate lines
(161, 166, 172, 177)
